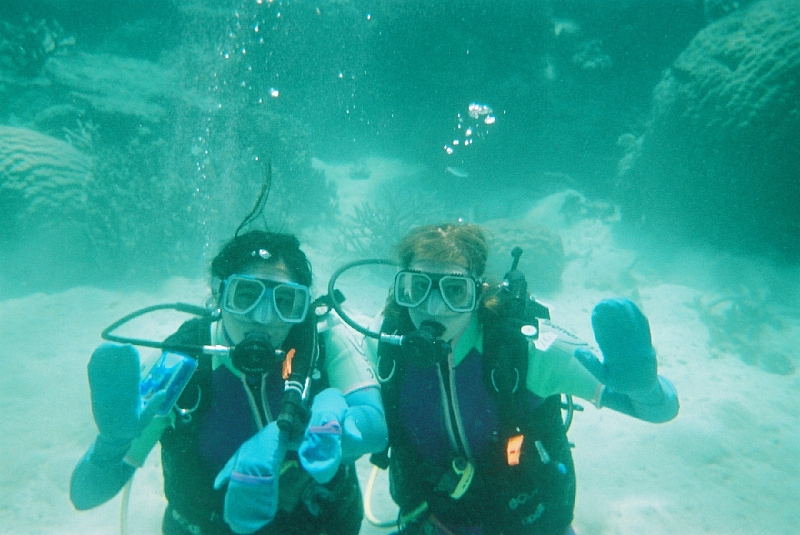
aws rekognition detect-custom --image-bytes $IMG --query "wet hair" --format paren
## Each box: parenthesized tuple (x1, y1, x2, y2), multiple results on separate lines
(211, 231, 312, 291)
(396, 223, 488, 278)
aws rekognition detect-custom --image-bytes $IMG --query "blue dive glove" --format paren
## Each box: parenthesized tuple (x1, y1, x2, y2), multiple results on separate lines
(88, 343, 165, 444)
(574, 298, 657, 393)
(70, 343, 162, 510)
(214, 421, 287, 534)
(574, 298, 679, 422)
(298, 388, 348, 484)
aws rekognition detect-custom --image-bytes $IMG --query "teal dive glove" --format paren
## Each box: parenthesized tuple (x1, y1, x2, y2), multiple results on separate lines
(298, 388, 348, 484)
(574, 298, 657, 393)
(575, 298, 678, 422)
(214, 421, 287, 534)
(88, 343, 164, 443)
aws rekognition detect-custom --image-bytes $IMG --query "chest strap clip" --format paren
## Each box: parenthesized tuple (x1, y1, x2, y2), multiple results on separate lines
(434, 456, 475, 499)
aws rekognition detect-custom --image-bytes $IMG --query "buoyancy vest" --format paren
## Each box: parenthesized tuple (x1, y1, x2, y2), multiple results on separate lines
(377, 313, 576, 535)
(156, 317, 363, 535)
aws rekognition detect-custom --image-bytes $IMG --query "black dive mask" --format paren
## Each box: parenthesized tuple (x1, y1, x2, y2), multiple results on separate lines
(401, 320, 451, 368)
(231, 331, 282, 376)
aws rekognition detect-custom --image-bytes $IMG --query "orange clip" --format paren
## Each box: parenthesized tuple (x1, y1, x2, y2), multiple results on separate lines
(282, 348, 296, 380)
(506, 434, 524, 466)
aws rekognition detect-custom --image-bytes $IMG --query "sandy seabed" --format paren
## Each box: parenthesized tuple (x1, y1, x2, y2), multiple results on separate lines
(2, 195, 799, 535)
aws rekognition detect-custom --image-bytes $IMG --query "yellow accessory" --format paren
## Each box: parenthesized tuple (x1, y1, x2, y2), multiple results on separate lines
(506, 434, 524, 466)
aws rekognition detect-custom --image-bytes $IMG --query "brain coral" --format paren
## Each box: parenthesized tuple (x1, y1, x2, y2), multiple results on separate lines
(0, 126, 93, 240)
(616, 0, 800, 259)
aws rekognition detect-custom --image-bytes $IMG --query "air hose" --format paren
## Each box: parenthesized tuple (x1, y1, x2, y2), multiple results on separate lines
(364, 463, 397, 528)
(120, 478, 132, 535)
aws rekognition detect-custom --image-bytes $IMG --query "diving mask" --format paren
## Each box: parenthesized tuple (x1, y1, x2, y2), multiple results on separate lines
(222, 275, 310, 324)
(394, 270, 477, 313)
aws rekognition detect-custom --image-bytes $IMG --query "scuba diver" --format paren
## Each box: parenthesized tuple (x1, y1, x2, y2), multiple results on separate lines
(69, 229, 388, 535)
(357, 223, 679, 535)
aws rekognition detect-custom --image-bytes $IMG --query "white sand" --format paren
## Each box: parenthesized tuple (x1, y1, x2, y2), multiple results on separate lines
(2, 191, 799, 534)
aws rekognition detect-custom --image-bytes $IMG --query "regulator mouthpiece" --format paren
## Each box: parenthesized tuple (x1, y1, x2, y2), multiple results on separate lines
(231, 331, 283, 375)
(401, 320, 451, 368)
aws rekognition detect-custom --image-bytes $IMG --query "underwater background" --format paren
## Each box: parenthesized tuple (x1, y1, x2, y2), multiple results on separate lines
(1, 1, 799, 534)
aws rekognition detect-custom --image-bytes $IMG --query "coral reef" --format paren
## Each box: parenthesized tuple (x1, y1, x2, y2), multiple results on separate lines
(704, 0, 757, 21)
(44, 53, 192, 123)
(615, 0, 800, 259)
(0, 9, 337, 291)
(336, 183, 451, 260)
(0, 126, 93, 240)
(0, 125, 99, 290)
(517, 190, 641, 299)
(689, 291, 797, 375)
(482, 219, 565, 295)
(0, 15, 74, 77)
(85, 129, 209, 279)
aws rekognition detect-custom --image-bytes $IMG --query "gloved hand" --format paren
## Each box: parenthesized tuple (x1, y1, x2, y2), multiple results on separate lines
(88, 343, 165, 443)
(214, 421, 287, 534)
(298, 388, 348, 484)
(573, 298, 657, 394)
(574, 298, 679, 423)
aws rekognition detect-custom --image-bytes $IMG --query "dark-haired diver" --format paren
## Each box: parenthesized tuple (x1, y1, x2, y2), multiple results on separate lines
(70, 230, 388, 535)
(364, 223, 678, 535)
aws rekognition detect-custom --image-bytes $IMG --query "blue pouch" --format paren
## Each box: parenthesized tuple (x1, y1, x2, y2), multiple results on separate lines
(140, 351, 198, 417)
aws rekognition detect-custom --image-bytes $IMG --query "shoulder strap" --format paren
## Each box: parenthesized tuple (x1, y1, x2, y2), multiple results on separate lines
(162, 317, 215, 423)
(481, 313, 530, 441)
(369, 314, 410, 469)
(307, 330, 329, 399)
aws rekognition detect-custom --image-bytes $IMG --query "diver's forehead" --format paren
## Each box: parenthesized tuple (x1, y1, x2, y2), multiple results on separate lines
(408, 258, 469, 276)
(239, 260, 293, 282)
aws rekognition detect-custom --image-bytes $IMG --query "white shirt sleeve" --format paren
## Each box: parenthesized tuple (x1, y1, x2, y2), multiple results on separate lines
(322, 315, 379, 395)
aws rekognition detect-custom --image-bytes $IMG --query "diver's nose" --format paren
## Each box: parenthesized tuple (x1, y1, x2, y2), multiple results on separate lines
(250, 299, 275, 325)
(424, 290, 448, 316)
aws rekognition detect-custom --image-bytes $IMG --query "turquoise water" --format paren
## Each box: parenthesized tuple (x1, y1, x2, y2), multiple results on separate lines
(1, 0, 716, 293)
(1, 1, 799, 534)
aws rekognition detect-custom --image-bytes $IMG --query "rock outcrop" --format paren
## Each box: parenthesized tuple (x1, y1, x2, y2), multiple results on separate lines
(616, 0, 800, 258)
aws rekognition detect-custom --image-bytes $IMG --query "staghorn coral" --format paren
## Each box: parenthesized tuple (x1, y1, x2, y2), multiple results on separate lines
(336, 194, 444, 260)
(616, 0, 800, 259)
(338, 202, 411, 260)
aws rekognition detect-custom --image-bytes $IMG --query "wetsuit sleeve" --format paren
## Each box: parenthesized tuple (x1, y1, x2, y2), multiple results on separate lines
(70, 435, 137, 510)
(524, 322, 602, 402)
(361, 313, 383, 371)
(324, 321, 379, 395)
(70, 399, 172, 510)
(342, 386, 389, 461)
